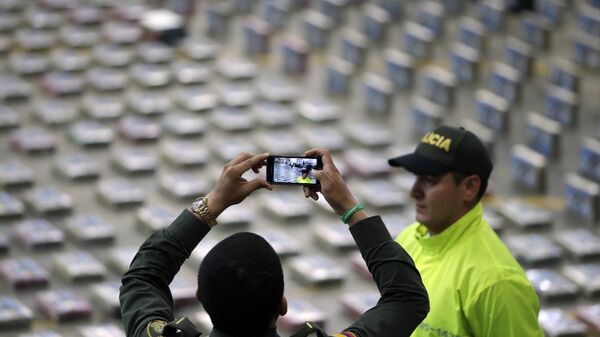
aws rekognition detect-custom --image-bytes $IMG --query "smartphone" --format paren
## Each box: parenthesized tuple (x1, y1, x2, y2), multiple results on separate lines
(266, 155, 322, 185)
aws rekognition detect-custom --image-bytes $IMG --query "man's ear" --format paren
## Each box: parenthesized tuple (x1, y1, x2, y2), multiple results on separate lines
(279, 296, 288, 316)
(462, 175, 481, 203)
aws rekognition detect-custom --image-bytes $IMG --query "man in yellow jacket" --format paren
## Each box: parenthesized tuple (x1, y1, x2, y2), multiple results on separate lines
(296, 168, 315, 184)
(388, 125, 544, 337)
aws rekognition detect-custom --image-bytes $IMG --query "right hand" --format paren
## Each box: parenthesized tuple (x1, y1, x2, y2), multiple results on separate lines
(206, 152, 272, 218)
(303, 148, 358, 216)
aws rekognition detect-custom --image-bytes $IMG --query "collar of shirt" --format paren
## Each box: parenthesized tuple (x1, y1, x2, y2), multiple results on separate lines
(210, 327, 280, 337)
(414, 202, 484, 254)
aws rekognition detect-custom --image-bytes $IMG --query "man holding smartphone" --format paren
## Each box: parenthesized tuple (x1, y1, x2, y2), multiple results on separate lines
(386, 125, 543, 337)
(120, 150, 429, 337)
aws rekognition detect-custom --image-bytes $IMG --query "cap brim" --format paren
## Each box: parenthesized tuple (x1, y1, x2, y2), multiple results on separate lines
(388, 152, 451, 176)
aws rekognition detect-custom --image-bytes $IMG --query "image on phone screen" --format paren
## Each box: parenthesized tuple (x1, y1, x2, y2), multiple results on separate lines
(267, 156, 322, 185)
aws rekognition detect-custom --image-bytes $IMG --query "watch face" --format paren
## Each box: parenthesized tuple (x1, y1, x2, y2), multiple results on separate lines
(192, 197, 205, 212)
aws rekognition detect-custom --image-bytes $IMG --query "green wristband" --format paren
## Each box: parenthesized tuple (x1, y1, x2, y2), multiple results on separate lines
(341, 204, 363, 224)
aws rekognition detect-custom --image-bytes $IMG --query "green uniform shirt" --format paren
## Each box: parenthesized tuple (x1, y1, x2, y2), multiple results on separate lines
(120, 210, 429, 337)
(395, 203, 544, 337)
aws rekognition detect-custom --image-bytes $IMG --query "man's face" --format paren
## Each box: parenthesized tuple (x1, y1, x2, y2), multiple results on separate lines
(409, 172, 465, 233)
(302, 171, 308, 178)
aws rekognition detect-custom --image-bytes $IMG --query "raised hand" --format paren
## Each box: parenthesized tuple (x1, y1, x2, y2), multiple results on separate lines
(302, 148, 358, 217)
(207, 152, 273, 217)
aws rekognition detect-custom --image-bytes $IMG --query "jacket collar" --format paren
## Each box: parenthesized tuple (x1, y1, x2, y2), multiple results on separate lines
(414, 202, 484, 254)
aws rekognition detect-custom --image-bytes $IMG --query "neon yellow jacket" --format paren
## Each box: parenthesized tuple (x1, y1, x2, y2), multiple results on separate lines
(395, 203, 544, 337)
(296, 176, 314, 184)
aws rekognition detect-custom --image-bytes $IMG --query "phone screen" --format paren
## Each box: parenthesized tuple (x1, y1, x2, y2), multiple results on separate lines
(267, 156, 322, 185)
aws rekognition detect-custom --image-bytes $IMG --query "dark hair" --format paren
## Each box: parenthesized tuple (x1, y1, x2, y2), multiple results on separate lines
(451, 171, 488, 202)
(197, 232, 284, 335)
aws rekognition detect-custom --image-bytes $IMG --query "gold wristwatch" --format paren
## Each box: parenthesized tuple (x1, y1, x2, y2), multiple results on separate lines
(191, 196, 218, 227)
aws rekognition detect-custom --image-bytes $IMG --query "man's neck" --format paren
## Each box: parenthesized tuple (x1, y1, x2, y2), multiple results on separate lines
(425, 203, 477, 235)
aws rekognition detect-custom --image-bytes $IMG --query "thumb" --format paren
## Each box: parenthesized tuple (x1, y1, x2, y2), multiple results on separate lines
(314, 170, 323, 179)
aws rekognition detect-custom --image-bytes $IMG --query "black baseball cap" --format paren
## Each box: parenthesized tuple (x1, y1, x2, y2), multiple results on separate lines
(388, 125, 493, 180)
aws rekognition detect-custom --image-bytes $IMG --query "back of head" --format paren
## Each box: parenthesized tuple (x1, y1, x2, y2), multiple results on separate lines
(198, 232, 284, 335)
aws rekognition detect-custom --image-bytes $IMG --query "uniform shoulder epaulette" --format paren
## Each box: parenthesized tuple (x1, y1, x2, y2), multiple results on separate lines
(146, 317, 202, 337)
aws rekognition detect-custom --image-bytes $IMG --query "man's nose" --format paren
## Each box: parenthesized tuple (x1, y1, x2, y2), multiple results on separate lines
(410, 179, 423, 199)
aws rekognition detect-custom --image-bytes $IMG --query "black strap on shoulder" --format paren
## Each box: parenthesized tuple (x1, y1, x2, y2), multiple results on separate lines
(289, 322, 329, 337)
(163, 317, 202, 337)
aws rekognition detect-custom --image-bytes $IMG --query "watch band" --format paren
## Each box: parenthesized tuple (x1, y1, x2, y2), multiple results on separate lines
(191, 197, 218, 227)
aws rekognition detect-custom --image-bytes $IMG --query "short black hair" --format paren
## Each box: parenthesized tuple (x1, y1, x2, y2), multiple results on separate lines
(451, 171, 488, 201)
(197, 232, 284, 335)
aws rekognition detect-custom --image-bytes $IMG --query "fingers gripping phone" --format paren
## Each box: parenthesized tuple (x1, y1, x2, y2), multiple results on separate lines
(266, 155, 323, 185)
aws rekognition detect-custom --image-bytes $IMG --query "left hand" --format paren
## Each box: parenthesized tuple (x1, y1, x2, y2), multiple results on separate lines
(302, 148, 358, 216)
(206, 152, 273, 217)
